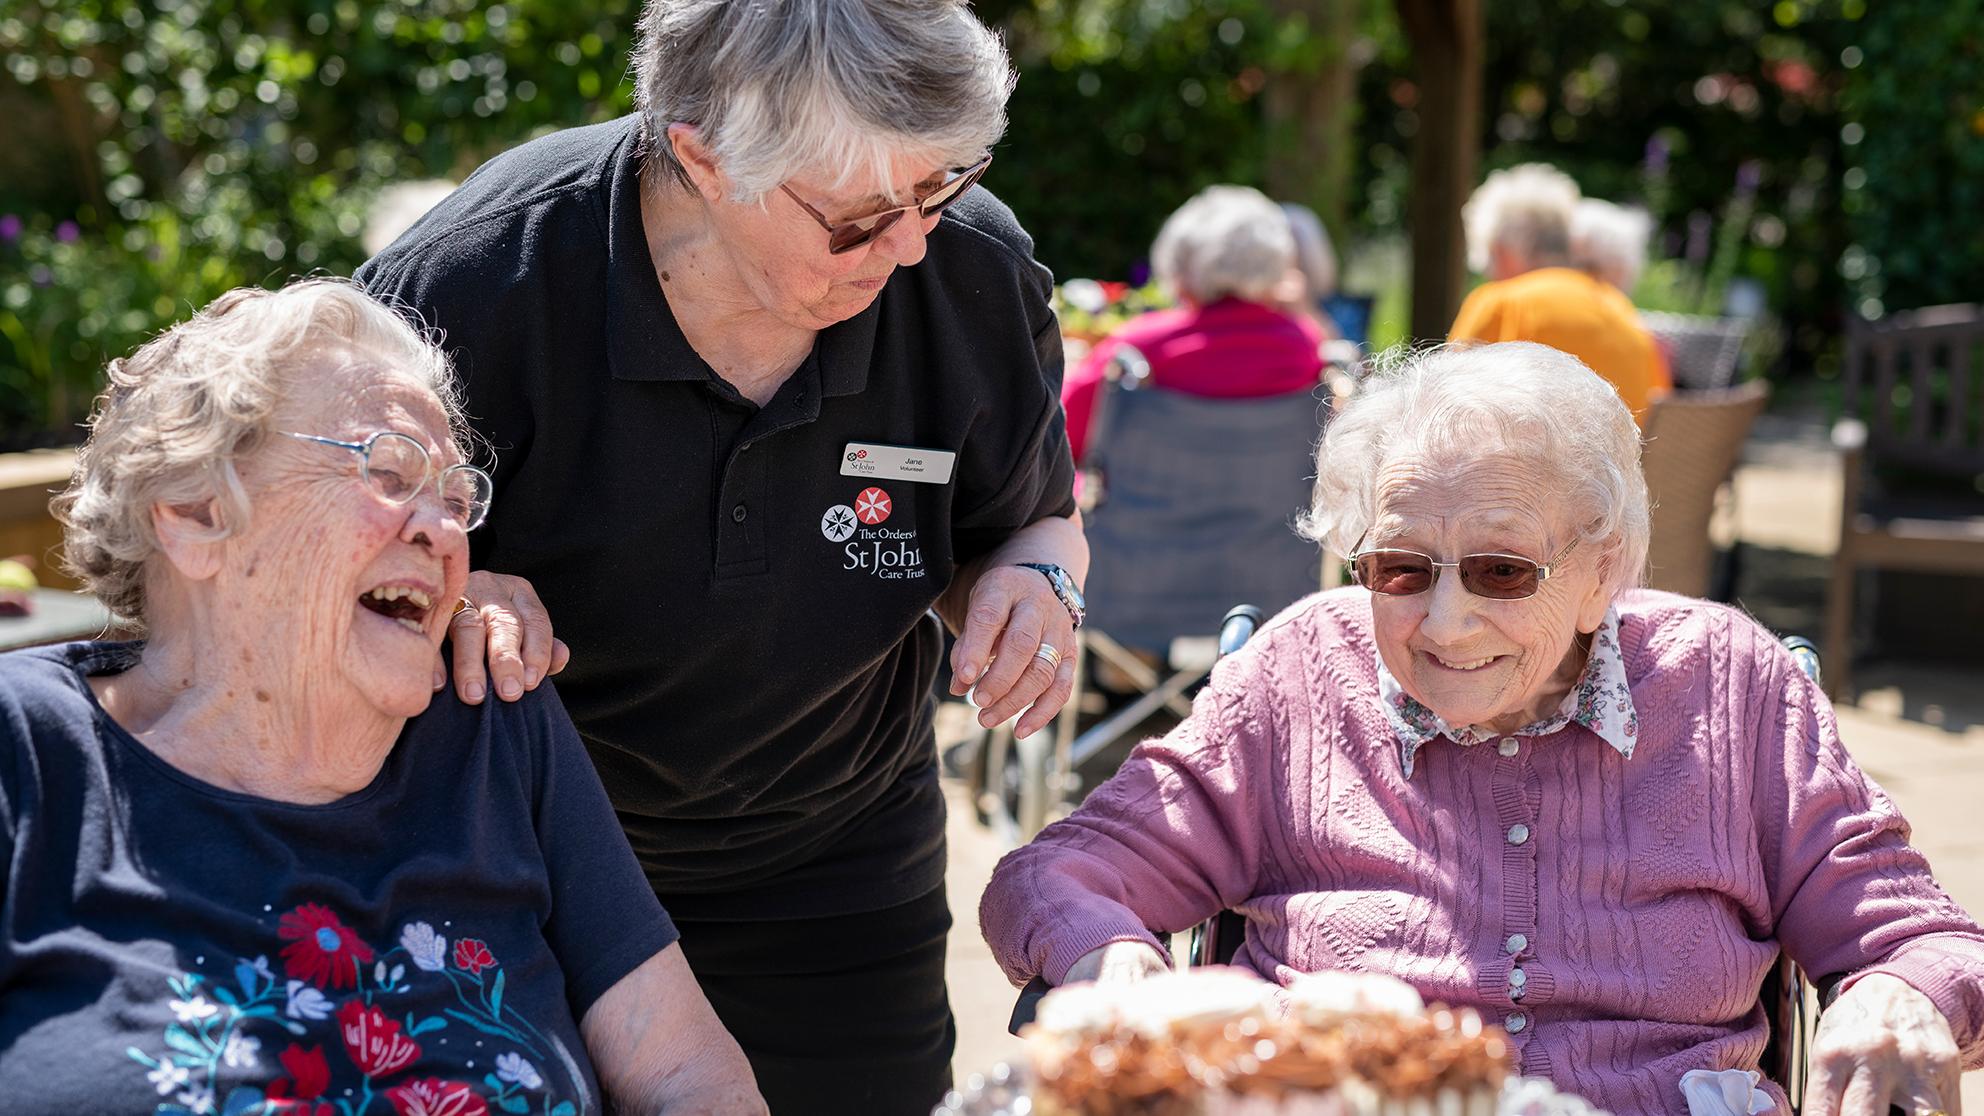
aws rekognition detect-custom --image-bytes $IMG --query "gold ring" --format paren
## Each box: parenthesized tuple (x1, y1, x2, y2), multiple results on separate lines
(1034, 643, 1062, 669)
(452, 596, 476, 619)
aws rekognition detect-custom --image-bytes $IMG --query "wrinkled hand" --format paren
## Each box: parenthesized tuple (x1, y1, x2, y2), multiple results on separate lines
(949, 565, 1077, 738)
(438, 570, 571, 704)
(1806, 973, 1962, 1116)
(1063, 941, 1169, 986)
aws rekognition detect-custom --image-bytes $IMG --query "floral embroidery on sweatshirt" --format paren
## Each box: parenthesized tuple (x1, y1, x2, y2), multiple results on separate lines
(1376, 609, 1639, 778)
(124, 906, 584, 1116)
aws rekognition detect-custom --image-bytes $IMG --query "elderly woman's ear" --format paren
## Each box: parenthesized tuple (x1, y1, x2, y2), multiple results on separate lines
(147, 498, 228, 582)
(664, 123, 727, 203)
(1575, 542, 1615, 635)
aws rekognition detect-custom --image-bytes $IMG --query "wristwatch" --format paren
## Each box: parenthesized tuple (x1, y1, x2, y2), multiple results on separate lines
(1017, 562, 1086, 630)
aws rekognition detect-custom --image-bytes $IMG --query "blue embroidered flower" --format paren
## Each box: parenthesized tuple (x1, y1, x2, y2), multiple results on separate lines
(497, 1051, 544, 1090)
(399, 921, 448, 973)
(283, 979, 332, 1021)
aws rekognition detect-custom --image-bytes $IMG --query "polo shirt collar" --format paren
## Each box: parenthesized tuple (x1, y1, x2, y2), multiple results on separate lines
(601, 124, 878, 397)
(1374, 608, 1639, 778)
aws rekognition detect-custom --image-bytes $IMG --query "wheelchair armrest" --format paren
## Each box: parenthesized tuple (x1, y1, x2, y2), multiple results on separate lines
(1009, 976, 1052, 1036)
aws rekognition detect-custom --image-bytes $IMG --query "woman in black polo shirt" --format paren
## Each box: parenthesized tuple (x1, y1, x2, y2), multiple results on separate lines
(358, 2, 1087, 1112)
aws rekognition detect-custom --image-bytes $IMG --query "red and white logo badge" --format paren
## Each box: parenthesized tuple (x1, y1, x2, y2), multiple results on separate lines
(855, 487, 892, 525)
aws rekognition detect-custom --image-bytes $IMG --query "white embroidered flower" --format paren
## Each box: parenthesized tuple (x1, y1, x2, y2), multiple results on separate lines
(177, 1085, 217, 1114)
(284, 979, 333, 1021)
(169, 995, 218, 1023)
(495, 1051, 543, 1090)
(146, 1062, 190, 1095)
(222, 1031, 261, 1068)
(399, 921, 448, 972)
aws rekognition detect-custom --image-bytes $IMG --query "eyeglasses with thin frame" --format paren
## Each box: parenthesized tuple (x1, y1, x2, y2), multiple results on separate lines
(280, 430, 493, 531)
(1349, 537, 1580, 601)
(779, 154, 993, 255)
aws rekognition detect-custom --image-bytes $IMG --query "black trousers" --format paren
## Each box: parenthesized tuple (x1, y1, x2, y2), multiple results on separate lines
(670, 885, 956, 1116)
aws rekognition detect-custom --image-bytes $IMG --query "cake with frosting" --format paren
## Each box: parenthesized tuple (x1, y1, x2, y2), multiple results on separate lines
(1021, 969, 1512, 1116)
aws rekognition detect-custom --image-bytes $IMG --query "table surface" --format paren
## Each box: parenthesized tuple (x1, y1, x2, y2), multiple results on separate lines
(0, 588, 114, 651)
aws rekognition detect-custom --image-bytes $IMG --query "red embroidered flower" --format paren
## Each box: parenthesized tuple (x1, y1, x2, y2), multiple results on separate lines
(452, 938, 496, 976)
(278, 903, 376, 991)
(337, 999, 423, 1078)
(387, 1078, 490, 1116)
(266, 1043, 335, 1115)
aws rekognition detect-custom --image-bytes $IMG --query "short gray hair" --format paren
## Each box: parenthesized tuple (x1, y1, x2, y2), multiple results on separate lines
(1281, 202, 1338, 300)
(633, 0, 1015, 202)
(1572, 198, 1653, 293)
(1299, 342, 1649, 596)
(1151, 185, 1296, 305)
(1463, 163, 1580, 274)
(53, 278, 467, 629)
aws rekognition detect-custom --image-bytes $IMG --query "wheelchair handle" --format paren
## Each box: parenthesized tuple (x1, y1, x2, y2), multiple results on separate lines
(1218, 605, 1266, 660)
(1781, 635, 1823, 688)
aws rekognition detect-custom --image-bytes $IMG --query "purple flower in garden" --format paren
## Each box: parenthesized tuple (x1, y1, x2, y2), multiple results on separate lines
(0, 214, 20, 242)
(1127, 260, 1152, 287)
(1643, 136, 1669, 176)
(29, 265, 51, 287)
(1735, 160, 1762, 199)
(55, 221, 79, 243)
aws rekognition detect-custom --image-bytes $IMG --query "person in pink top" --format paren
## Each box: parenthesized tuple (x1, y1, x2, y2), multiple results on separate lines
(982, 342, 1984, 1116)
(1061, 185, 1327, 465)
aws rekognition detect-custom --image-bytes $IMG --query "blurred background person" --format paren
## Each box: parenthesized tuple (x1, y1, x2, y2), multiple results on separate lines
(1572, 197, 1655, 295)
(1451, 163, 1668, 422)
(1062, 185, 1326, 467)
(1281, 201, 1381, 351)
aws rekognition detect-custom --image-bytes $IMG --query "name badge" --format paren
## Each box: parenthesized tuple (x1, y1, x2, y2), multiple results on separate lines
(841, 442, 957, 484)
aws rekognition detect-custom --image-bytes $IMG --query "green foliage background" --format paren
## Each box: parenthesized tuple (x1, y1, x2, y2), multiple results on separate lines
(0, 0, 1976, 447)
(1836, 0, 1984, 320)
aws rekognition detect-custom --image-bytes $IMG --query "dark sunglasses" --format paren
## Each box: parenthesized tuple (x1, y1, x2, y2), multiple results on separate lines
(779, 154, 992, 254)
(1349, 538, 1579, 601)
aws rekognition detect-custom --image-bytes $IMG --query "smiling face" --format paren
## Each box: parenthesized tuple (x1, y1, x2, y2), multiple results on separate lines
(669, 127, 952, 331)
(217, 352, 472, 718)
(1365, 453, 1613, 734)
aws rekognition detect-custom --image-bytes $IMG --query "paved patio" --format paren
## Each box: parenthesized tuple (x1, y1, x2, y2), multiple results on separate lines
(939, 405, 1984, 1106)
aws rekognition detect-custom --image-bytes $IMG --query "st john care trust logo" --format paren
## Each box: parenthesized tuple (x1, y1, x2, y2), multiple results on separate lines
(820, 486, 925, 580)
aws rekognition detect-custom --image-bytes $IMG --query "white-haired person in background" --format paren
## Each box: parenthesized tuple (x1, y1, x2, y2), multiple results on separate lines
(984, 341, 1984, 1116)
(1061, 185, 1328, 465)
(0, 278, 763, 1112)
(357, 1, 1089, 1109)
(1572, 197, 1655, 295)
(1451, 164, 1669, 422)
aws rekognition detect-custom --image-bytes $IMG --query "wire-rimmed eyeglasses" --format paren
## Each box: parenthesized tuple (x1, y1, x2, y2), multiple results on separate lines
(280, 430, 492, 531)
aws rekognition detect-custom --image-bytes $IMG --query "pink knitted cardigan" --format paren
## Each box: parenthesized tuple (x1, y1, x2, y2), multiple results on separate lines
(979, 588, 1984, 1116)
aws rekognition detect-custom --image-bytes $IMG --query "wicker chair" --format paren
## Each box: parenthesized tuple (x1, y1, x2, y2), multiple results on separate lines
(1641, 380, 1771, 597)
(1642, 311, 1752, 392)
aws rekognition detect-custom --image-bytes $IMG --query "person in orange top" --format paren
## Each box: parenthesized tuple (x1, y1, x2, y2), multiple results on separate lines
(1450, 164, 1668, 421)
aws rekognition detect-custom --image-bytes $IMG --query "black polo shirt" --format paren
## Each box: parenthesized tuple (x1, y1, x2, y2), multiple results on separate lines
(356, 116, 1075, 921)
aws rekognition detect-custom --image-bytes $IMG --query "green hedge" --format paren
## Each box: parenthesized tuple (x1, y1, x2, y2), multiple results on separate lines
(0, 0, 1908, 445)
(1839, 0, 1984, 316)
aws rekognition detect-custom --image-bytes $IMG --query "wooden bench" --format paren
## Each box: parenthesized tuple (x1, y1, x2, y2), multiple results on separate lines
(1826, 304, 1984, 699)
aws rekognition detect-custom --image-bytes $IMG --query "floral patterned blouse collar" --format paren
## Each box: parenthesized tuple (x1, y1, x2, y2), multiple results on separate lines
(1375, 609, 1639, 778)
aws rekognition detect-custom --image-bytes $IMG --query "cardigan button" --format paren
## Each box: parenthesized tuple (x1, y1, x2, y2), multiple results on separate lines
(1506, 1011, 1528, 1033)
(1506, 933, 1528, 954)
(1507, 823, 1531, 846)
(1498, 738, 1520, 756)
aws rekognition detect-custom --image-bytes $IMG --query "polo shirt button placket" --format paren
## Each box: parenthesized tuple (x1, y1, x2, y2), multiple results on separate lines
(732, 503, 748, 523)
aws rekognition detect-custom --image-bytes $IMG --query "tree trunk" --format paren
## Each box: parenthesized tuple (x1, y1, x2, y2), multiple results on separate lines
(1396, 0, 1483, 343)
(1262, 0, 1363, 244)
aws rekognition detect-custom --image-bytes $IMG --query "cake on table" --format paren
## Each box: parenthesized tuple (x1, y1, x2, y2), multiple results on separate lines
(1019, 969, 1513, 1116)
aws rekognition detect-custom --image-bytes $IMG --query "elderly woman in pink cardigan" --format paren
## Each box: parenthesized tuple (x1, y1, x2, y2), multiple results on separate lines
(981, 342, 1984, 1116)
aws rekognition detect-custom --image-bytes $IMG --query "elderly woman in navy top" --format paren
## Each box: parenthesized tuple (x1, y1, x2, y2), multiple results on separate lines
(359, 2, 1087, 1109)
(0, 279, 764, 1114)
